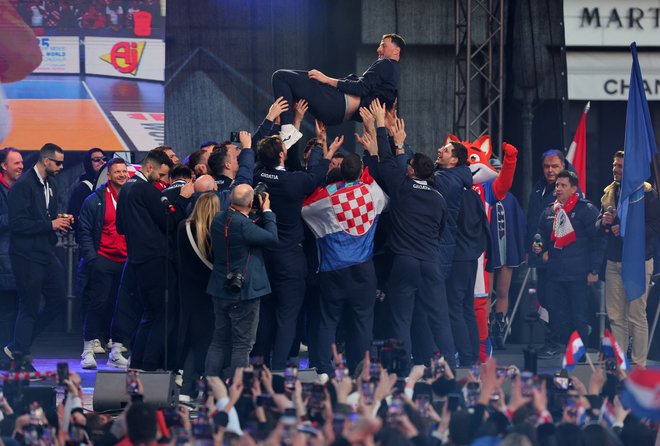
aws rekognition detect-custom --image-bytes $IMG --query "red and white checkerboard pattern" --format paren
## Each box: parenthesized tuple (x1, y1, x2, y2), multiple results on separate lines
(330, 185, 376, 236)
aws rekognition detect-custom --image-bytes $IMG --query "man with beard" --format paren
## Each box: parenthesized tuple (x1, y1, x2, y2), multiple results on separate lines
(2, 143, 71, 369)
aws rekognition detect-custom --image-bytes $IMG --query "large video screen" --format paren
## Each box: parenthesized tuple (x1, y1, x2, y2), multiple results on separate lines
(0, 0, 165, 151)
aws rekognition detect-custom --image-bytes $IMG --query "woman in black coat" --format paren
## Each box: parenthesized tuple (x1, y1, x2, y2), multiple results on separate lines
(176, 192, 220, 399)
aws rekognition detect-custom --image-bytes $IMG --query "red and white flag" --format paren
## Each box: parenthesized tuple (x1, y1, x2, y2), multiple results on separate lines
(566, 101, 589, 194)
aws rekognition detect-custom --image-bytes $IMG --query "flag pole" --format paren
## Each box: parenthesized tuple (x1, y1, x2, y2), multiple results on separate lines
(585, 350, 596, 372)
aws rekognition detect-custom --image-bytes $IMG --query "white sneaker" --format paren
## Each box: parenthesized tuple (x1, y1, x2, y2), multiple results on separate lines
(92, 339, 106, 354)
(81, 341, 97, 369)
(279, 124, 303, 149)
(318, 373, 329, 385)
(108, 352, 128, 369)
(108, 342, 129, 369)
(106, 339, 128, 353)
(81, 351, 97, 370)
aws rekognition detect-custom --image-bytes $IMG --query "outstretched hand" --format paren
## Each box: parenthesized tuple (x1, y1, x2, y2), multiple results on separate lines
(392, 118, 406, 148)
(359, 107, 376, 137)
(266, 96, 289, 122)
(325, 135, 344, 159)
(293, 99, 309, 130)
(355, 131, 378, 157)
(369, 99, 386, 127)
(315, 120, 328, 149)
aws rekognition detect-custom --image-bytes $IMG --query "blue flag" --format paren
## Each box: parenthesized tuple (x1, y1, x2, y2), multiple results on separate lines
(619, 42, 658, 301)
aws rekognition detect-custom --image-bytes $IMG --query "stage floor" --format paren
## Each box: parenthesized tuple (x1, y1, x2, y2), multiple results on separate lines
(17, 333, 659, 411)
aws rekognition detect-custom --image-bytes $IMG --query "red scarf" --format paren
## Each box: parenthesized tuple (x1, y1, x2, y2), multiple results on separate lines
(0, 172, 10, 190)
(551, 193, 578, 249)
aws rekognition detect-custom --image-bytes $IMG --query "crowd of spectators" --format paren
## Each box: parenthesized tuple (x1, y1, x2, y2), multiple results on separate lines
(8, 0, 162, 36)
(0, 356, 657, 446)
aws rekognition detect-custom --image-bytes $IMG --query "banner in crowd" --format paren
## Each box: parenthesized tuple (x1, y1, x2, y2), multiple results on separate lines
(33, 36, 80, 74)
(85, 37, 165, 81)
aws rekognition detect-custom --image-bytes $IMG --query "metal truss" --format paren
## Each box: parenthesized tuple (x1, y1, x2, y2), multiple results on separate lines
(454, 0, 504, 154)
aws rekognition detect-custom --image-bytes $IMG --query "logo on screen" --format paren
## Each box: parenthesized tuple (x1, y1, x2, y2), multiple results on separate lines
(100, 41, 146, 76)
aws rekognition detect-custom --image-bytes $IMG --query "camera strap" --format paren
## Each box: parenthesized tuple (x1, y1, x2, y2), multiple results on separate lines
(224, 210, 251, 279)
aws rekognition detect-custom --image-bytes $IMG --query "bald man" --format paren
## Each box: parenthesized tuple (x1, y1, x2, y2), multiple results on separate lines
(194, 175, 217, 194)
(205, 184, 278, 377)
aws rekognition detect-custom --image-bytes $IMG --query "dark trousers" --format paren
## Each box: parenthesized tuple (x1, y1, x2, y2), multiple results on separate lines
(205, 298, 260, 378)
(0, 289, 18, 348)
(300, 279, 321, 369)
(110, 261, 142, 346)
(83, 256, 124, 342)
(387, 255, 456, 372)
(272, 70, 347, 126)
(535, 268, 558, 345)
(254, 247, 306, 370)
(9, 255, 65, 354)
(545, 279, 590, 345)
(446, 260, 479, 365)
(316, 261, 376, 374)
(131, 258, 176, 371)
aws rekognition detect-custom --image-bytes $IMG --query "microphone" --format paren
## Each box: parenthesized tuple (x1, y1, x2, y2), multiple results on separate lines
(533, 234, 542, 256)
(160, 196, 176, 213)
(604, 206, 614, 233)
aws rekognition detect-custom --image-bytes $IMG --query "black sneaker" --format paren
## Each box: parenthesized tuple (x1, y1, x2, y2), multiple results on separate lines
(537, 344, 560, 359)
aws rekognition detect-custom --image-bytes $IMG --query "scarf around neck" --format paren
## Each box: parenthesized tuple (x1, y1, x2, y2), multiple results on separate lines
(551, 193, 578, 249)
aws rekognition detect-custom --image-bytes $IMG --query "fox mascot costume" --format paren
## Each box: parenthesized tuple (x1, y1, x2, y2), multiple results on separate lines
(445, 134, 518, 362)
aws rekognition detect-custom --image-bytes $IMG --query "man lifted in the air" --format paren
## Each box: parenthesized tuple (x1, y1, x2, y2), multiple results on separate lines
(272, 33, 404, 147)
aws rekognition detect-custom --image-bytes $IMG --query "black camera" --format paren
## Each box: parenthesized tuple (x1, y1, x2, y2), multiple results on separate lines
(230, 132, 241, 143)
(372, 339, 407, 376)
(252, 182, 269, 212)
(225, 272, 244, 293)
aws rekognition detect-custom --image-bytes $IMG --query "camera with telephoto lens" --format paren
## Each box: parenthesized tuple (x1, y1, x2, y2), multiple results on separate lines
(225, 272, 244, 292)
(252, 182, 269, 211)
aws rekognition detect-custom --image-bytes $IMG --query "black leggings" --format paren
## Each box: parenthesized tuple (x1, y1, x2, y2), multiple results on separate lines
(272, 69, 347, 126)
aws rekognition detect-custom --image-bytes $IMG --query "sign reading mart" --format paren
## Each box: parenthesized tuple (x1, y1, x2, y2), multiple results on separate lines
(567, 52, 660, 101)
(85, 37, 164, 81)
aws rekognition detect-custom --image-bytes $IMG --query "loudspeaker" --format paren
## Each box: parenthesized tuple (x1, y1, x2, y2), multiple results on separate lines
(93, 371, 178, 412)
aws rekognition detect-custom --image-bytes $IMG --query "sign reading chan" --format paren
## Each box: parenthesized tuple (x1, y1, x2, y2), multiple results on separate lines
(85, 37, 164, 81)
(567, 52, 660, 101)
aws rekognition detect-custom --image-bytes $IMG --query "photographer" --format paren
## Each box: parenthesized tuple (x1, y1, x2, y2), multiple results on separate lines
(205, 184, 279, 378)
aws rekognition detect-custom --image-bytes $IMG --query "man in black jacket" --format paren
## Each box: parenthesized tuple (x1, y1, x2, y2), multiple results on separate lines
(116, 149, 193, 370)
(251, 132, 334, 370)
(67, 148, 107, 228)
(3, 143, 72, 367)
(533, 170, 604, 349)
(0, 147, 22, 352)
(369, 99, 456, 371)
(78, 158, 129, 369)
(526, 150, 581, 358)
(272, 33, 404, 147)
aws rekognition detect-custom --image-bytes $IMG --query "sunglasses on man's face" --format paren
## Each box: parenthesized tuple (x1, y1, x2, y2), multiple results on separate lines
(91, 157, 107, 163)
(48, 158, 64, 167)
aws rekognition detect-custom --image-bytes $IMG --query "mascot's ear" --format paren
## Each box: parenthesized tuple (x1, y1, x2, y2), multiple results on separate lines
(473, 135, 492, 156)
(445, 134, 460, 146)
